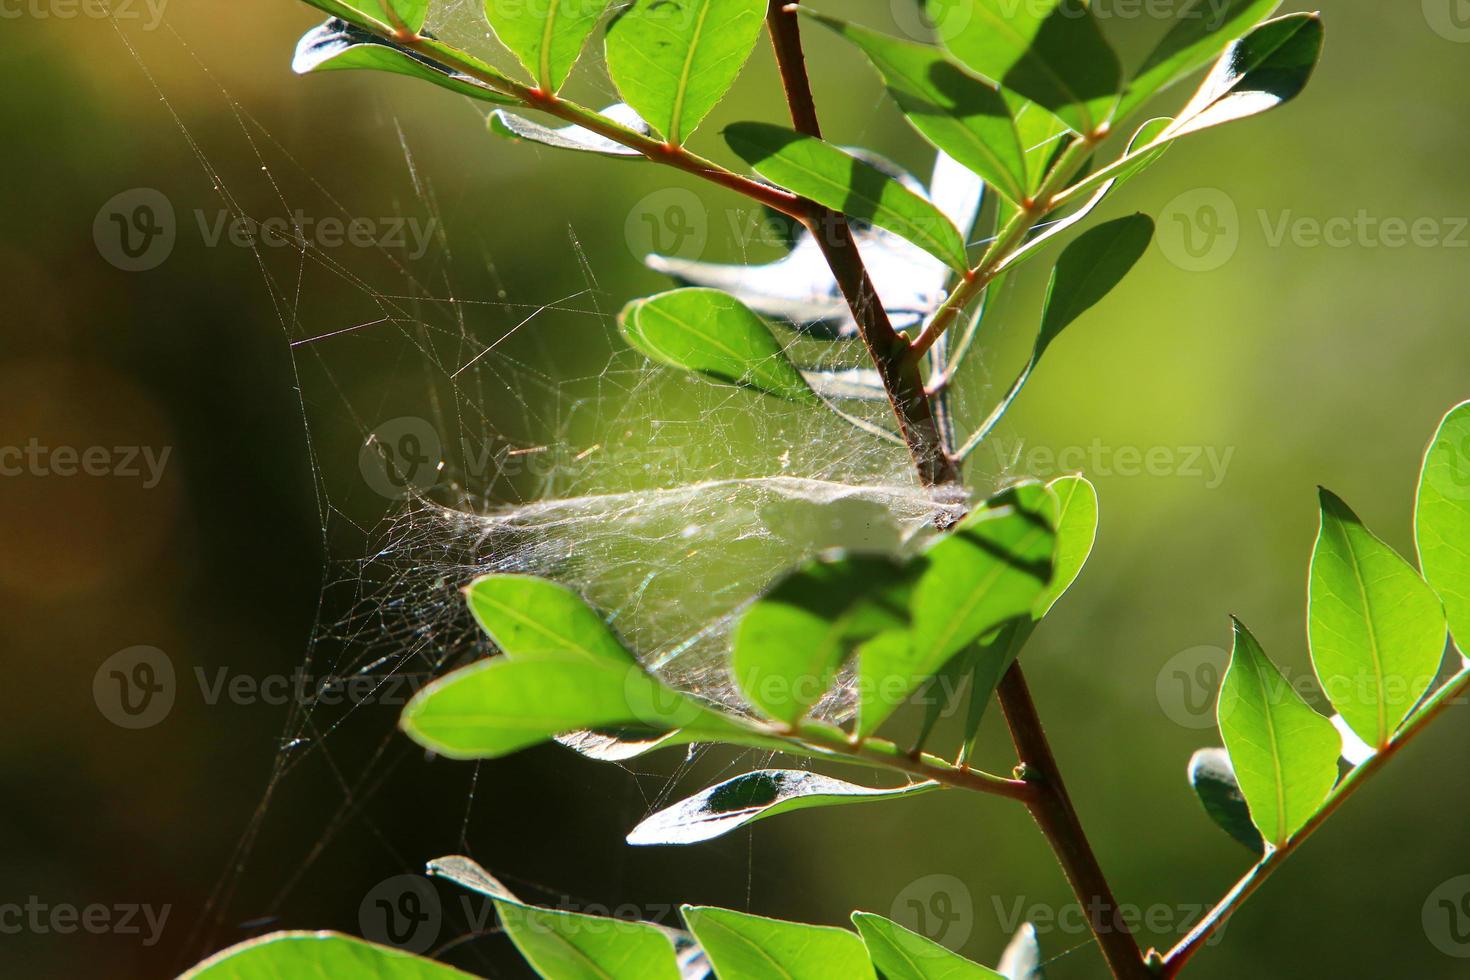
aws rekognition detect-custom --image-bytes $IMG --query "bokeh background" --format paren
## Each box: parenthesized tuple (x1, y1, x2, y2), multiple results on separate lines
(5, 0, 1470, 977)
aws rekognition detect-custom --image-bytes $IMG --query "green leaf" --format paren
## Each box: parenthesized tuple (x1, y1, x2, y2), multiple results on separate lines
(181, 932, 475, 979)
(1187, 746, 1265, 854)
(1037, 214, 1154, 358)
(428, 856, 683, 980)
(465, 574, 636, 665)
(619, 288, 817, 403)
(724, 123, 970, 273)
(293, 20, 518, 103)
(400, 654, 755, 759)
(925, 0, 1121, 135)
(489, 103, 649, 156)
(627, 770, 938, 845)
(1309, 489, 1447, 748)
(683, 906, 876, 980)
(859, 485, 1056, 738)
(484, 0, 610, 92)
(1117, 0, 1282, 121)
(300, 0, 428, 31)
(804, 12, 1027, 205)
(732, 553, 910, 723)
(604, 0, 766, 144)
(1050, 115, 1173, 209)
(996, 924, 1044, 980)
(1415, 400, 1470, 652)
(1035, 475, 1098, 617)
(1217, 619, 1340, 848)
(852, 912, 1003, 979)
(1160, 13, 1324, 142)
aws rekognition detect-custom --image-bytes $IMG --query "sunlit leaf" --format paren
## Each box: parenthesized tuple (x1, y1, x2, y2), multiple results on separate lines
(1117, 0, 1281, 121)
(1187, 746, 1265, 855)
(1309, 488, 1446, 748)
(300, 0, 427, 31)
(293, 20, 517, 103)
(805, 12, 1027, 205)
(1037, 214, 1154, 357)
(181, 932, 475, 979)
(400, 654, 757, 759)
(619, 288, 817, 403)
(465, 574, 636, 665)
(996, 924, 1044, 980)
(1415, 400, 1470, 652)
(1217, 619, 1340, 848)
(605, 0, 766, 144)
(489, 102, 650, 156)
(1329, 713, 1375, 767)
(627, 770, 938, 846)
(1050, 116, 1173, 209)
(683, 906, 875, 980)
(852, 912, 1003, 979)
(725, 123, 970, 273)
(925, 0, 1121, 135)
(1160, 13, 1324, 142)
(484, 0, 611, 92)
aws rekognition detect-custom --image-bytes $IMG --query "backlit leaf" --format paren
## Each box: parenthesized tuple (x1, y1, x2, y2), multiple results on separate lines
(1117, 0, 1281, 121)
(465, 574, 636, 665)
(293, 20, 517, 103)
(1415, 400, 1470, 651)
(682, 906, 875, 980)
(181, 932, 475, 979)
(484, 0, 611, 92)
(852, 912, 1003, 979)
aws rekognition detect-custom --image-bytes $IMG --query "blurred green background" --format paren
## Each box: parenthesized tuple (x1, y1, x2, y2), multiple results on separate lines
(5, 1, 1470, 977)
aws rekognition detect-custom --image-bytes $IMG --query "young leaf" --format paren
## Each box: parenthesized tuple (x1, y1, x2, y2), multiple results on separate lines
(1187, 746, 1265, 855)
(1048, 115, 1173, 210)
(484, 0, 610, 92)
(181, 932, 476, 979)
(724, 123, 970, 273)
(619, 289, 817, 403)
(1117, 0, 1282, 121)
(400, 654, 755, 759)
(1036, 475, 1099, 617)
(852, 912, 1003, 979)
(860, 485, 1055, 737)
(1036, 214, 1154, 358)
(428, 856, 682, 980)
(604, 0, 766, 144)
(996, 924, 1043, 980)
(294, 20, 517, 104)
(490, 102, 650, 156)
(1415, 400, 1470, 650)
(1309, 489, 1447, 748)
(1160, 13, 1324, 142)
(627, 770, 939, 846)
(804, 12, 1027, 205)
(924, 0, 1121, 135)
(732, 553, 909, 723)
(1217, 619, 1340, 848)
(300, 0, 428, 31)
(682, 906, 875, 980)
(464, 574, 636, 665)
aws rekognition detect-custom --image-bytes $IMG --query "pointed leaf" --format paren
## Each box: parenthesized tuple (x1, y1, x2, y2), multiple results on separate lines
(1035, 475, 1098, 617)
(490, 102, 650, 156)
(1415, 400, 1470, 650)
(619, 288, 817, 403)
(805, 13, 1027, 205)
(996, 924, 1043, 980)
(925, 0, 1121, 135)
(733, 553, 910, 723)
(1161, 13, 1324, 142)
(484, 0, 611, 92)
(1037, 214, 1154, 358)
(628, 770, 938, 846)
(1309, 489, 1447, 748)
(1217, 619, 1340, 848)
(1187, 747, 1265, 854)
(725, 123, 970, 273)
(400, 654, 757, 759)
(465, 574, 636, 665)
(1049, 115, 1173, 209)
(181, 932, 476, 979)
(605, 0, 767, 144)
(682, 907, 875, 980)
(1117, 0, 1282, 120)
(294, 20, 517, 103)
(852, 912, 1003, 979)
